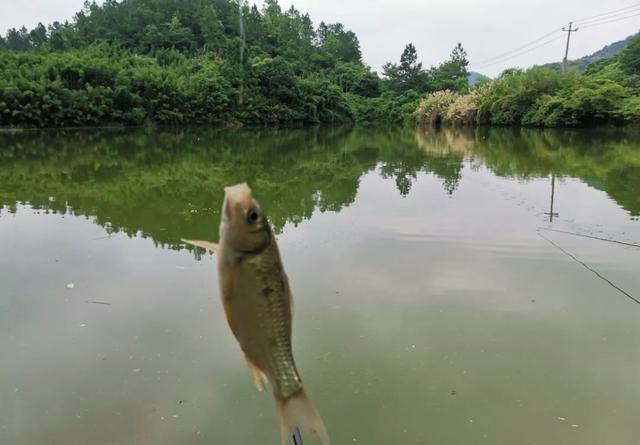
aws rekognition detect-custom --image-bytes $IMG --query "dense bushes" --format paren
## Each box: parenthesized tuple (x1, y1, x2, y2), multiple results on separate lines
(415, 35, 640, 128)
(476, 68, 563, 125)
(0, 44, 236, 126)
(0, 43, 364, 126)
(347, 91, 421, 124)
(523, 78, 628, 126)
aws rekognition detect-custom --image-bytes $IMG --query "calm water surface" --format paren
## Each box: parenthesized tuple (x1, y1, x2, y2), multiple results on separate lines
(1, 127, 639, 445)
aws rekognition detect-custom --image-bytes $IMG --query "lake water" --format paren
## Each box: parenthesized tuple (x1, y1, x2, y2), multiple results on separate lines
(1, 126, 639, 445)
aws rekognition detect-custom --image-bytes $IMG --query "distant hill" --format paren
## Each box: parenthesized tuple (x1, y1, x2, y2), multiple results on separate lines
(468, 71, 490, 86)
(538, 32, 639, 72)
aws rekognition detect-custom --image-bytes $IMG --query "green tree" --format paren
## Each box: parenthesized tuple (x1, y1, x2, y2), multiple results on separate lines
(426, 43, 469, 92)
(331, 62, 380, 97)
(383, 43, 426, 92)
(29, 23, 48, 48)
(47, 21, 79, 51)
(300, 14, 315, 44)
(5, 27, 31, 51)
(619, 34, 640, 75)
(317, 22, 361, 64)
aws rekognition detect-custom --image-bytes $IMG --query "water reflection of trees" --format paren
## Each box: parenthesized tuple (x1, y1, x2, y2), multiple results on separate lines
(1, 126, 637, 253)
(414, 125, 640, 211)
(0, 127, 465, 251)
(441, 127, 640, 216)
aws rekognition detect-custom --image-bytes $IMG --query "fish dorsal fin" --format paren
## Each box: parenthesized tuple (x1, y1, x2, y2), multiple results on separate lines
(181, 239, 219, 254)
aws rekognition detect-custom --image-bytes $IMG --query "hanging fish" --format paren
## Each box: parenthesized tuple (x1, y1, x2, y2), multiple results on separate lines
(183, 183, 329, 445)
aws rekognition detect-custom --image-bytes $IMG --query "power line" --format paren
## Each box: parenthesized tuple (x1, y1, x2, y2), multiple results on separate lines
(575, 5, 640, 26)
(472, 35, 564, 69)
(579, 11, 640, 29)
(475, 28, 562, 66)
(572, 2, 640, 25)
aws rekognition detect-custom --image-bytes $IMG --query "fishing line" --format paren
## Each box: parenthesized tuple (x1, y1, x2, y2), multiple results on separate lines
(536, 229, 640, 306)
(538, 227, 640, 249)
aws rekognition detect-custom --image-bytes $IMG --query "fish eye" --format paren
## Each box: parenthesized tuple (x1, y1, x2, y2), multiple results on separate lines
(247, 208, 261, 224)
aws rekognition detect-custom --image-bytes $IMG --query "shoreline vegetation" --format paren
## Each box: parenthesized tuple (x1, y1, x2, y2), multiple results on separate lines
(413, 45, 640, 128)
(0, 0, 639, 129)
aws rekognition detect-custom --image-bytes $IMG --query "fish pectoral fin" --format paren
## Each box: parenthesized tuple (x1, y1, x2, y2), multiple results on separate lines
(181, 239, 218, 254)
(245, 358, 268, 392)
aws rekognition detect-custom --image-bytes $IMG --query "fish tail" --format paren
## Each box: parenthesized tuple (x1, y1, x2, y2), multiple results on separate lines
(275, 389, 329, 445)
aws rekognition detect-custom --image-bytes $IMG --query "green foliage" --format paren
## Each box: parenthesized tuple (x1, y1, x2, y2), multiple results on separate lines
(617, 96, 640, 123)
(523, 78, 627, 127)
(0, 0, 374, 127)
(383, 43, 470, 94)
(348, 91, 421, 124)
(619, 34, 640, 75)
(0, 0, 548, 128)
(383, 43, 426, 92)
(0, 44, 233, 127)
(477, 68, 562, 125)
(297, 77, 353, 123)
(5, 27, 32, 51)
(316, 22, 362, 65)
(330, 62, 380, 97)
(415, 51, 639, 128)
(425, 43, 469, 93)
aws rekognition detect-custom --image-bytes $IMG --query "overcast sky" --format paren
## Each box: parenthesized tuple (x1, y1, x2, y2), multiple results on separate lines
(2, 0, 639, 76)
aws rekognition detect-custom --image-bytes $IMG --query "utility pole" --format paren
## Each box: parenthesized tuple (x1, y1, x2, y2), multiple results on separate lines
(561, 22, 579, 74)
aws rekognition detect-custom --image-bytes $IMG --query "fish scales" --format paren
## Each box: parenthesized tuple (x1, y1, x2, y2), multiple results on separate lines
(244, 235, 303, 399)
